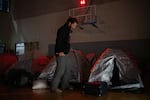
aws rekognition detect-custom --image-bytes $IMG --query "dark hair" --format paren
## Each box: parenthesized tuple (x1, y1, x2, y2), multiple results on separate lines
(66, 17, 78, 24)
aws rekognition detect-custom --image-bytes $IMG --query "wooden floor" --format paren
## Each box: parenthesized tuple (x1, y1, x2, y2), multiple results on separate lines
(0, 82, 150, 100)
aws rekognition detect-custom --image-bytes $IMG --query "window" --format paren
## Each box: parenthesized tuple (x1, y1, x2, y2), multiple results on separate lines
(15, 42, 25, 55)
(15, 42, 39, 56)
(0, 43, 6, 53)
(0, 0, 10, 13)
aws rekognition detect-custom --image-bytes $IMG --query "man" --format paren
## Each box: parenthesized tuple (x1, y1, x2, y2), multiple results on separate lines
(51, 17, 78, 92)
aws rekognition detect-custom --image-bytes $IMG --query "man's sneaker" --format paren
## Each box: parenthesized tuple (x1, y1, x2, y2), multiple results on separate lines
(51, 88, 63, 93)
(55, 89, 63, 93)
(68, 86, 74, 90)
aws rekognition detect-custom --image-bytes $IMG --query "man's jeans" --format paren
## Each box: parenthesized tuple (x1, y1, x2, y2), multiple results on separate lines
(51, 54, 71, 90)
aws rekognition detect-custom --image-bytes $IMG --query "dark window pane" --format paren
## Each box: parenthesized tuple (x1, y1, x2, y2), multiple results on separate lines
(0, 0, 9, 13)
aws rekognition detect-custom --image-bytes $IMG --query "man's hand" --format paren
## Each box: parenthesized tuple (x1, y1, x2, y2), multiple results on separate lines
(56, 52, 65, 56)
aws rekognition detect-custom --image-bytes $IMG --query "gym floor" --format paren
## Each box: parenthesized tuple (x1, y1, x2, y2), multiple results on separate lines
(0, 81, 150, 100)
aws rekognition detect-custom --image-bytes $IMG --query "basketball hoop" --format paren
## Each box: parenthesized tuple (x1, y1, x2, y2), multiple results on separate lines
(69, 5, 97, 27)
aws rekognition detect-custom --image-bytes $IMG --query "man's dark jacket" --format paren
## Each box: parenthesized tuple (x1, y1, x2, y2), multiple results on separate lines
(55, 23, 72, 54)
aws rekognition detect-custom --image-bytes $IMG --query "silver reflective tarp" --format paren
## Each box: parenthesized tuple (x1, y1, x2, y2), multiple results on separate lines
(88, 48, 144, 89)
(38, 50, 91, 83)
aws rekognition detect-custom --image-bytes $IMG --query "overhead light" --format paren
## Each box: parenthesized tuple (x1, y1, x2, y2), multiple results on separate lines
(80, 0, 86, 7)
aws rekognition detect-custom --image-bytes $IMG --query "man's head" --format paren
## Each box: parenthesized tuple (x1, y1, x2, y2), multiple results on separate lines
(66, 17, 78, 29)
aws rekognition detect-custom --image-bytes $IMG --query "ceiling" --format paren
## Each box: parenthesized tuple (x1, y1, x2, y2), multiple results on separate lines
(13, 0, 119, 19)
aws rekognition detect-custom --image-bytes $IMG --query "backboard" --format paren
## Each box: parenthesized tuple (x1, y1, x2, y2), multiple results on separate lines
(69, 5, 96, 25)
